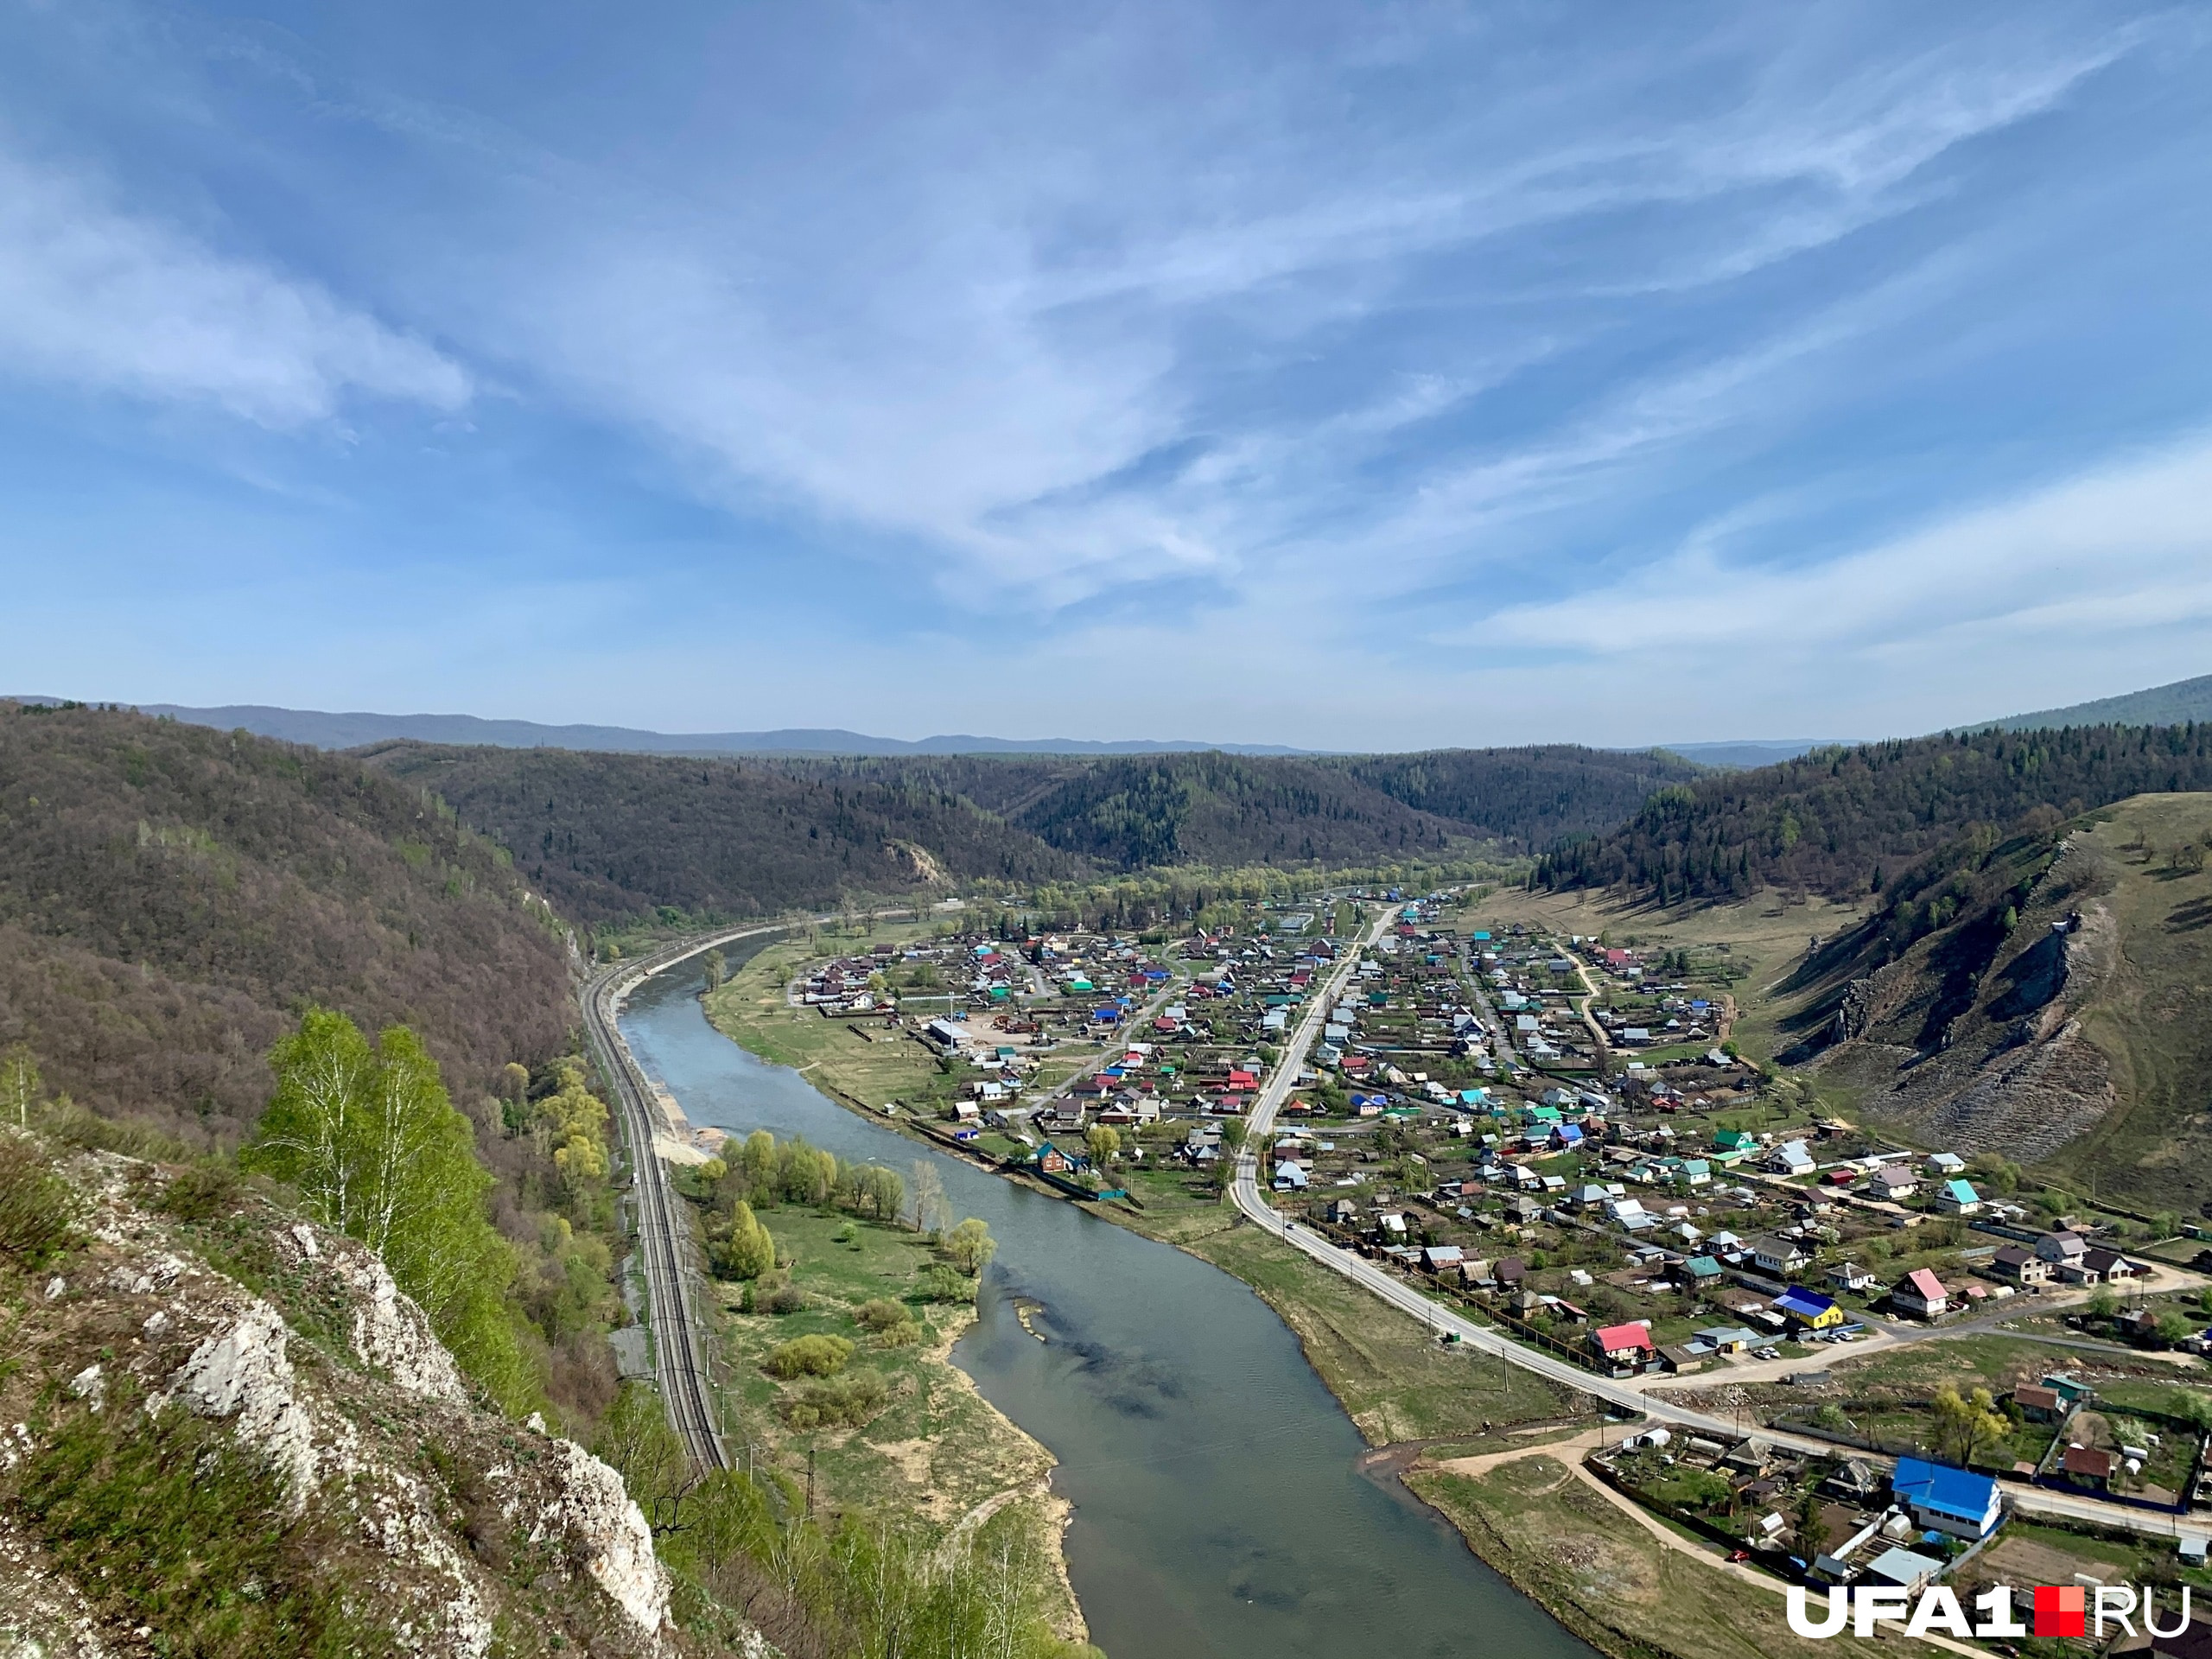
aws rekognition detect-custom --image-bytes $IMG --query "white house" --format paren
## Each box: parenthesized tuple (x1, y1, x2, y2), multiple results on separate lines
(1767, 1141, 1815, 1176)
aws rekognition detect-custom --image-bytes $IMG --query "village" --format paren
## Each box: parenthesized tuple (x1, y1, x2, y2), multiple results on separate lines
(743, 889, 2212, 1638)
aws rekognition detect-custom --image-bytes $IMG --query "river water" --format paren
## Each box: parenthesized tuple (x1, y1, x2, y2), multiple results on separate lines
(620, 963, 1593, 1659)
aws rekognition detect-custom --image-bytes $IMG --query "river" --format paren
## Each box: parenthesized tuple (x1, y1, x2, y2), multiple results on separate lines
(620, 962, 1595, 1659)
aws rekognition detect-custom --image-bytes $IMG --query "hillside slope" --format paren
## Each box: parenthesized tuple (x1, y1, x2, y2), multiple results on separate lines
(1980, 671, 2212, 733)
(0, 704, 574, 1150)
(0, 1134, 719, 1656)
(995, 751, 1480, 868)
(1768, 794, 2212, 1212)
(366, 742, 1697, 922)
(795, 746, 1695, 860)
(1332, 746, 1700, 844)
(361, 742, 1086, 923)
(1534, 724, 2212, 903)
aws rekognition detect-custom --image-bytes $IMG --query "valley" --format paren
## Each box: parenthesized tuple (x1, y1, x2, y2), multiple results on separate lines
(12, 698, 2212, 1659)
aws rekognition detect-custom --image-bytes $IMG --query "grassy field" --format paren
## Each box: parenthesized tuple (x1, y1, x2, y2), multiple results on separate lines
(703, 935, 955, 1109)
(1406, 1457, 1948, 1659)
(705, 1203, 1083, 1637)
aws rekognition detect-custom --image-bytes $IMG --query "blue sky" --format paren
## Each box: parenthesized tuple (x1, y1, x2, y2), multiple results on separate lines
(3, 1, 2209, 749)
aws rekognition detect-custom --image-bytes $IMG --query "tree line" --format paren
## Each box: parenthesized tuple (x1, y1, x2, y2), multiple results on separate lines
(1530, 724, 2212, 903)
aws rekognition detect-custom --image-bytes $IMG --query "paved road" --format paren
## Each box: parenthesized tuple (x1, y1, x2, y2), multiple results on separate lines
(1224, 908, 2209, 1547)
(583, 920, 796, 1472)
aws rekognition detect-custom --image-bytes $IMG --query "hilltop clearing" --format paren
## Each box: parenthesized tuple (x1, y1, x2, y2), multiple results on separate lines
(0, 703, 572, 1150)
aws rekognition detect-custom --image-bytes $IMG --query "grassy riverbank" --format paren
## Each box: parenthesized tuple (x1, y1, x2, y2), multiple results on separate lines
(1110, 1168, 1958, 1659)
(1109, 1162, 1580, 1441)
(702, 1199, 1088, 1645)
(1405, 1456, 1948, 1659)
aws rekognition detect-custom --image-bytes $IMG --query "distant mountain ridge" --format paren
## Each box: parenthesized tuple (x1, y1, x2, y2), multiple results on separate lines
(15, 699, 1313, 757)
(1974, 671, 2212, 733)
(1656, 740, 1853, 768)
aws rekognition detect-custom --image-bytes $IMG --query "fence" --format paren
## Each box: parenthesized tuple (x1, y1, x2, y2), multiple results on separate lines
(1584, 1457, 1813, 1580)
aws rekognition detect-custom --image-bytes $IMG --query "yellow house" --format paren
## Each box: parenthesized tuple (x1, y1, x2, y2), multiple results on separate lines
(1774, 1288, 1846, 1329)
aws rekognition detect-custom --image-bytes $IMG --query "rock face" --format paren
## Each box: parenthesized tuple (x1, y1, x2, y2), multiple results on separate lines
(334, 1249, 468, 1403)
(543, 1436, 672, 1635)
(1802, 836, 2127, 1166)
(171, 1303, 321, 1510)
(0, 1141, 734, 1657)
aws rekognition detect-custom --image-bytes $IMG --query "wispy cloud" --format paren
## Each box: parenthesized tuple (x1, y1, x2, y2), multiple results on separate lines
(1484, 433, 2212, 664)
(0, 145, 468, 425)
(424, 10, 2140, 615)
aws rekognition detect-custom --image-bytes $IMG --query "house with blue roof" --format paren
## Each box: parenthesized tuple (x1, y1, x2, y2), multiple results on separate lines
(1772, 1287, 1846, 1330)
(1933, 1178, 1983, 1216)
(1891, 1457, 2001, 1538)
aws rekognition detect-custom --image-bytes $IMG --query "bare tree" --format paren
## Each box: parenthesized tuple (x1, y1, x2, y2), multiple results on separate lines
(909, 1159, 948, 1236)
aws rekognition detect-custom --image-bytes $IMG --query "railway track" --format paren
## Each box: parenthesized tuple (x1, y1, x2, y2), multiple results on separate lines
(581, 922, 791, 1472)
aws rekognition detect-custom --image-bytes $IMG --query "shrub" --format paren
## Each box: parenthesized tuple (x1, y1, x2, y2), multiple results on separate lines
(854, 1299, 910, 1332)
(154, 1163, 239, 1224)
(742, 1279, 807, 1315)
(764, 1334, 853, 1379)
(0, 1136, 78, 1268)
(874, 1319, 921, 1349)
(918, 1264, 974, 1303)
(778, 1370, 891, 1430)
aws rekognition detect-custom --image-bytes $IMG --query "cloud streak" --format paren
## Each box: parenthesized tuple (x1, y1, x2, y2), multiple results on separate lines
(1484, 433, 2212, 667)
(0, 146, 468, 426)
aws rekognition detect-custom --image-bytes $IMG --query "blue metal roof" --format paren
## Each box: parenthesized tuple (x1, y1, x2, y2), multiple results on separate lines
(1774, 1288, 1837, 1318)
(1892, 1458, 1997, 1522)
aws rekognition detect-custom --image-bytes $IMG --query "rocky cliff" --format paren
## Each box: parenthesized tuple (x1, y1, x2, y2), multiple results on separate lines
(0, 1132, 757, 1656)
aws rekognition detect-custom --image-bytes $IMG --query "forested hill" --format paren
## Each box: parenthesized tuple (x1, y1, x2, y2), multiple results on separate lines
(365, 742, 1700, 916)
(0, 702, 574, 1149)
(1531, 723, 2212, 903)
(1332, 746, 1701, 844)
(360, 741, 1086, 923)
(993, 751, 1476, 868)
(778, 745, 1695, 866)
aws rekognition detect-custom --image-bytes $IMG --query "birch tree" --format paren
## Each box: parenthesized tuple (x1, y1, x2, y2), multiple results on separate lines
(245, 1008, 532, 1410)
(3, 1044, 41, 1129)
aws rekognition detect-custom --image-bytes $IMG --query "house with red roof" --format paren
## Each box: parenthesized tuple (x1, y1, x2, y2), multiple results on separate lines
(1891, 1268, 1948, 1319)
(1592, 1321, 1656, 1371)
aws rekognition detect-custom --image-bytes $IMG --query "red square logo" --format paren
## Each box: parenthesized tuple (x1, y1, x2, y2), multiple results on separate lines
(2035, 1586, 2086, 1637)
